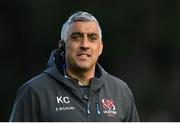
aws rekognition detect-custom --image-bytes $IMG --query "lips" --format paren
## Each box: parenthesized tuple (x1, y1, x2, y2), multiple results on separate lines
(77, 53, 91, 57)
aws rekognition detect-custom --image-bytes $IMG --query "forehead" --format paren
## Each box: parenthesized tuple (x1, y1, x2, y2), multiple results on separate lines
(68, 21, 99, 34)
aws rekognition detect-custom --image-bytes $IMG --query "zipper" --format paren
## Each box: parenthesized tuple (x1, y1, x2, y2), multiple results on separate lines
(86, 101, 91, 121)
(87, 102, 90, 114)
(96, 102, 101, 115)
(86, 89, 92, 122)
(85, 95, 101, 121)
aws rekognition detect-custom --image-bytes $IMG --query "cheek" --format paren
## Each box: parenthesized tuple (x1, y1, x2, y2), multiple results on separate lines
(66, 45, 77, 58)
(93, 48, 101, 60)
(66, 43, 75, 52)
(66, 42, 78, 50)
(97, 45, 103, 56)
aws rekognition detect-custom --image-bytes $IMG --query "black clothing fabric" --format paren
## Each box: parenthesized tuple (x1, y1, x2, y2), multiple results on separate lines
(9, 49, 139, 122)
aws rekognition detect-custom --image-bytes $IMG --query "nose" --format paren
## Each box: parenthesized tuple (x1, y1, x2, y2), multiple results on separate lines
(80, 36, 89, 50)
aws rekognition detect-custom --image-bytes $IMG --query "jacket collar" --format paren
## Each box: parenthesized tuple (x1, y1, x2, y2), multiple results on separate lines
(44, 49, 108, 92)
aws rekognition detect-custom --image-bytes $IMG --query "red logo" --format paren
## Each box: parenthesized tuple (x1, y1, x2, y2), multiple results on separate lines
(101, 99, 117, 117)
(102, 99, 115, 110)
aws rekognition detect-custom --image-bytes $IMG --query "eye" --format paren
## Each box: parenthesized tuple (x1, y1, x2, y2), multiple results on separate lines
(71, 32, 83, 41)
(88, 33, 98, 42)
(71, 35, 80, 40)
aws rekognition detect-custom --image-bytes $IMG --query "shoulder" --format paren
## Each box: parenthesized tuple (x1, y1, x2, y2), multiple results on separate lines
(106, 74, 129, 88)
(17, 72, 55, 96)
(104, 73, 134, 97)
(23, 73, 51, 88)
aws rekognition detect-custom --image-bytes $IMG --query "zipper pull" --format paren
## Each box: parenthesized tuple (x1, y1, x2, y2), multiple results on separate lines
(96, 103, 101, 115)
(87, 102, 90, 114)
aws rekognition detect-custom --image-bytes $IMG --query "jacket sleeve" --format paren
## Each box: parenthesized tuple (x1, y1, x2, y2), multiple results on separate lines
(124, 95, 140, 122)
(9, 83, 41, 121)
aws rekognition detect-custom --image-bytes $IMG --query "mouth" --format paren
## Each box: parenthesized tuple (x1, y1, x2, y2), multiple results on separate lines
(77, 53, 91, 57)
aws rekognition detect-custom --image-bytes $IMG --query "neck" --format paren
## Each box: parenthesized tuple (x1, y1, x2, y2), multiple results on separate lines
(65, 66, 95, 86)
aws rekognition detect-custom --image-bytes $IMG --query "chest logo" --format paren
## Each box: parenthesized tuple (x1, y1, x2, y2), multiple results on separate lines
(57, 96, 70, 104)
(101, 99, 117, 117)
(55, 96, 75, 112)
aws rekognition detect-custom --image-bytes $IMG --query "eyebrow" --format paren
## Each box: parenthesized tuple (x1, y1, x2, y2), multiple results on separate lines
(71, 32, 98, 36)
(87, 33, 98, 37)
(71, 32, 83, 36)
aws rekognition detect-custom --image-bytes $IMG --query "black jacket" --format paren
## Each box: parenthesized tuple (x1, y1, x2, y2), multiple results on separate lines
(9, 49, 139, 122)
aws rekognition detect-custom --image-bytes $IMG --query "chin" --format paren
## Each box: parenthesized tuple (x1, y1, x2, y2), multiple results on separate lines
(76, 64, 92, 71)
(77, 66, 90, 70)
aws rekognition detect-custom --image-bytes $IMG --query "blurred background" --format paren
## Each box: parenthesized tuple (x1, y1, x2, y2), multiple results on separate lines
(0, 0, 180, 121)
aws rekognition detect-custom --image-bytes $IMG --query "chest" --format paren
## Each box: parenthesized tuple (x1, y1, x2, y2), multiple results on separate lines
(39, 86, 127, 122)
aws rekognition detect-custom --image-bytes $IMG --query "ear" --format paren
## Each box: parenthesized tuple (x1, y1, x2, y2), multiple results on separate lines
(58, 40, 66, 52)
(98, 40, 103, 56)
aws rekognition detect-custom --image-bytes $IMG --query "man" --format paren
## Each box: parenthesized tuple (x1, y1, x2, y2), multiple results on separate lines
(9, 11, 139, 121)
